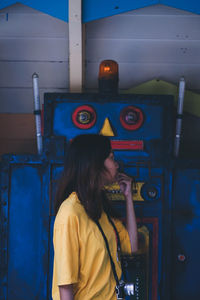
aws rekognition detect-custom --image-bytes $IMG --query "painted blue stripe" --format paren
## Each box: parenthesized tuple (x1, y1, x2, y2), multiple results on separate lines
(160, 0, 200, 14)
(0, 0, 17, 10)
(0, 0, 200, 22)
(82, 0, 158, 22)
(0, 0, 68, 22)
(22, 0, 68, 21)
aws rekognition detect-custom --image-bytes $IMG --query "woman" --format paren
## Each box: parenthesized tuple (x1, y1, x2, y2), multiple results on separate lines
(52, 134, 138, 300)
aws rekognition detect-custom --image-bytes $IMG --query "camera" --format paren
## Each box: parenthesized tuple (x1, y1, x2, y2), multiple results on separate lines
(116, 280, 134, 299)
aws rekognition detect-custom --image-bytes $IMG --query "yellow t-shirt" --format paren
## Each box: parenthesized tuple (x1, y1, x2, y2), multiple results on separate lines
(52, 192, 131, 300)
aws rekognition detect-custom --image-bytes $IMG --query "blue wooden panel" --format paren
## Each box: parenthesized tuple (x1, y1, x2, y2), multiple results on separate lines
(0, 0, 157, 22)
(83, 0, 158, 22)
(44, 93, 173, 164)
(0, 157, 50, 300)
(0, 0, 200, 22)
(0, 0, 17, 10)
(161, 0, 200, 15)
(0, 0, 68, 22)
(172, 168, 200, 300)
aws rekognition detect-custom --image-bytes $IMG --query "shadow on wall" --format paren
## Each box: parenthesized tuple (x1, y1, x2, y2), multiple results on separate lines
(180, 112, 200, 159)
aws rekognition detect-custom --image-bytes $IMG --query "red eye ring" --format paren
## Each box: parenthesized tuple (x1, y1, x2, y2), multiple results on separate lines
(120, 106, 144, 130)
(72, 105, 96, 129)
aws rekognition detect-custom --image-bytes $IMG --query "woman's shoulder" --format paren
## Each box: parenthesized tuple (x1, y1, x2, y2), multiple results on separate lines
(54, 192, 83, 225)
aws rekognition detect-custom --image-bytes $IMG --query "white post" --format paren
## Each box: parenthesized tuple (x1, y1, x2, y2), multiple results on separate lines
(69, 0, 84, 92)
(174, 77, 185, 157)
(32, 73, 43, 155)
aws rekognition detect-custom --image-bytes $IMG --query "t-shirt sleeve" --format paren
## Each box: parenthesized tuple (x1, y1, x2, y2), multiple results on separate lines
(113, 218, 132, 255)
(53, 213, 79, 285)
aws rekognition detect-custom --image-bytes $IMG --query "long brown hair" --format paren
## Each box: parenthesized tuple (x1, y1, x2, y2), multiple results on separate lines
(55, 134, 116, 221)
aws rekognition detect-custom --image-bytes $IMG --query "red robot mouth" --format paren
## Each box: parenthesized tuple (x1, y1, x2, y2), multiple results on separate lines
(111, 140, 144, 150)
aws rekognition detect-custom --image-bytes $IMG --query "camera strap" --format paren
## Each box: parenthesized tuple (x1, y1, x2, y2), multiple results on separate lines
(95, 214, 124, 287)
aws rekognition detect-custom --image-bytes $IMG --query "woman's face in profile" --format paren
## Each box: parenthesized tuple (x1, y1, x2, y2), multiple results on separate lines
(103, 152, 119, 184)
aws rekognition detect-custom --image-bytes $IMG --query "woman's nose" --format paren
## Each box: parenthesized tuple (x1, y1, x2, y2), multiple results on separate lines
(115, 161, 119, 169)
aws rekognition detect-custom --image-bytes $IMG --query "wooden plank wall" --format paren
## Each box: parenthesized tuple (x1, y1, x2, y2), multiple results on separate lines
(0, 3, 69, 113)
(0, 3, 69, 157)
(0, 4, 200, 157)
(86, 5, 200, 91)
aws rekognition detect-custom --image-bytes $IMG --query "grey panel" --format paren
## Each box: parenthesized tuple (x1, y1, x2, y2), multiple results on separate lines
(86, 39, 200, 63)
(0, 62, 68, 88)
(0, 11, 68, 38)
(86, 15, 200, 40)
(85, 62, 200, 90)
(0, 38, 68, 61)
(125, 4, 195, 15)
(0, 3, 41, 14)
(0, 88, 69, 113)
(0, 3, 69, 113)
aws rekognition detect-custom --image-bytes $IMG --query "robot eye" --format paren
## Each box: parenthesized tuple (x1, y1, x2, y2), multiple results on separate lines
(72, 105, 96, 129)
(120, 106, 144, 130)
(141, 182, 160, 201)
(78, 111, 91, 124)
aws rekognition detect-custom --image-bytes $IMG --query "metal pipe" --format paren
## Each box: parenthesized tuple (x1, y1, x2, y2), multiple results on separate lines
(32, 73, 43, 155)
(174, 77, 185, 157)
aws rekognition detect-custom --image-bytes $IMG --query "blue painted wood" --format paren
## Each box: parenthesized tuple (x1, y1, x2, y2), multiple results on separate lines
(161, 0, 200, 15)
(22, 0, 68, 21)
(0, 0, 16, 11)
(82, 0, 158, 22)
(44, 93, 174, 165)
(0, 157, 50, 300)
(0, 0, 200, 22)
(172, 167, 200, 300)
(0, 0, 68, 22)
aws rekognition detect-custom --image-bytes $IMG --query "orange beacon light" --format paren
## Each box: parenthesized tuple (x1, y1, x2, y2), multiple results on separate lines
(98, 60, 119, 95)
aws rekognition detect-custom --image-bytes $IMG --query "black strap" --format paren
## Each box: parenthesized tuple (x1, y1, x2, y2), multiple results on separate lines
(106, 215, 127, 280)
(95, 219, 120, 286)
(107, 214, 121, 254)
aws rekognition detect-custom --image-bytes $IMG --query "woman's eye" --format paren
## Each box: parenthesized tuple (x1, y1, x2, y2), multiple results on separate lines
(72, 105, 96, 129)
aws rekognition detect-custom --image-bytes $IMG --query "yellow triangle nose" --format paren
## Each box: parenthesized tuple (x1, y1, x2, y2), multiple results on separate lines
(100, 117, 115, 136)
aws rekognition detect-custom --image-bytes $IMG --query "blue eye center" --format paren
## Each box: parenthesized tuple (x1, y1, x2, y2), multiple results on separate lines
(120, 106, 144, 130)
(72, 105, 97, 129)
(125, 111, 139, 124)
(78, 111, 91, 124)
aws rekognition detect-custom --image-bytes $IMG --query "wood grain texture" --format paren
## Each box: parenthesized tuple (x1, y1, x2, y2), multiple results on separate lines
(0, 88, 69, 113)
(0, 38, 68, 61)
(0, 61, 68, 88)
(0, 113, 37, 157)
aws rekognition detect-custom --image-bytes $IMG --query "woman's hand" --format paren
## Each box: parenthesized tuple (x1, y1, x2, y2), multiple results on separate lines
(116, 172, 133, 197)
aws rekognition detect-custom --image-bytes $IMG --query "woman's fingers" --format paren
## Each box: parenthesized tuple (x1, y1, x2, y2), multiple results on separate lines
(116, 172, 133, 196)
(117, 172, 132, 184)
